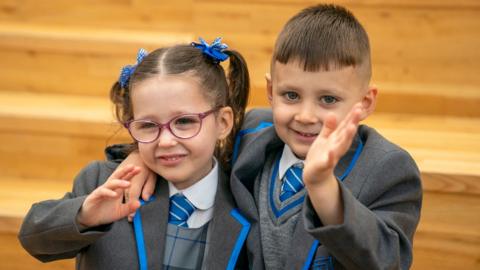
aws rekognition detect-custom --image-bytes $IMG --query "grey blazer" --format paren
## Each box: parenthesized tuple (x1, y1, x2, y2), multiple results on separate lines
(230, 109, 422, 270)
(18, 161, 258, 269)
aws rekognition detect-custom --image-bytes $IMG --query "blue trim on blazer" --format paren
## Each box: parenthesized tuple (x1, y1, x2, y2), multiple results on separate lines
(303, 240, 319, 270)
(339, 139, 364, 180)
(301, 140, 364, 269)
(133, 196, 155, 270)
(227, 208, 251, 270)
(232, 121, 273, 165)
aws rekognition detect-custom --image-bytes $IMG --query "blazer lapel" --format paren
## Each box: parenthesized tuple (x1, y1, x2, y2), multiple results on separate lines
(204, 170, 245, 269)
(137, 176, 170, 269)
(334, 133, 363, 197)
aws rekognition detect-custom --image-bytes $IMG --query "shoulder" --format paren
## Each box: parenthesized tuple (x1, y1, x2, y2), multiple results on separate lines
(355, 125, 421, 200)
(243, 108, 273, 129)
(359, 125, 416, 164)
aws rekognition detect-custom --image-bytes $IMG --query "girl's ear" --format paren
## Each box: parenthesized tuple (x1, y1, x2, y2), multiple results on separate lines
(360, 85, 378, 120)
(216, 106, 234, 140)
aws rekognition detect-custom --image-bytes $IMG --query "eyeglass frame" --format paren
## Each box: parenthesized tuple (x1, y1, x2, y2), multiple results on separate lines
(124, 108, 220, 143)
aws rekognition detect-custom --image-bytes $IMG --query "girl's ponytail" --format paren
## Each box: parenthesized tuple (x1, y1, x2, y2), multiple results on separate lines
(217, 49, 250, 170)
(110, 81, 132, 124)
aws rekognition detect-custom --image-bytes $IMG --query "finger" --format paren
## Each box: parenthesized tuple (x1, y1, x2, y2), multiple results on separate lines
(128, 168, 148, 203)
(127, 200, 141, 222)
(128, 199, 141, 214)
(336, 104, 361, 133)
(104, 179, 131, 191)
(331, 122, 358, 158)
(96, 187, 119, 198)
(320, 113, 337, 138)
(122, 166, 142, 181)
(142, 170, 157, 201)
(110, 164, 136, 180)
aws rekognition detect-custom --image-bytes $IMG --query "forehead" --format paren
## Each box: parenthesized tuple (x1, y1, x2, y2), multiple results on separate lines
(271, 60, 365, 93)
(131, 75, 211, 117)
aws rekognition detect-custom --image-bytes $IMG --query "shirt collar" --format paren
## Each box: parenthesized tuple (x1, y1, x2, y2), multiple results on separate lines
(168, 158, 218, 210)
(278, 145, 304, 179)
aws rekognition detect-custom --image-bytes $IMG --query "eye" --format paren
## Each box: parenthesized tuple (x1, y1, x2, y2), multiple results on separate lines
(283, 91, 299, 101)
(174, 116, 199, 126)
(320, 95, 338, 105)
(172, 115, 201, 132)
(137, 121, 157, 129)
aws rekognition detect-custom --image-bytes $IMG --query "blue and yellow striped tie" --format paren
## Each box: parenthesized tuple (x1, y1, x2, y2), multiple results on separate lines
(168, 193, 196, 228)
(280, 163, 304, 202)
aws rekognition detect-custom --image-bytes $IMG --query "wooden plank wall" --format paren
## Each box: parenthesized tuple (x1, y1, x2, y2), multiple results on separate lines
(0, 0, 479, 116)
(0, 0, 479, 269)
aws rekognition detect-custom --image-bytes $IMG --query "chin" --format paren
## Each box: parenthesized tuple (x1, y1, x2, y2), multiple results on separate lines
(288, 144, 309, 159)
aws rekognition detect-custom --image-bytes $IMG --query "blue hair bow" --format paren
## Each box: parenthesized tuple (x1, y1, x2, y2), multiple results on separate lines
(119, 48, 148, 88)
(192, 37, 229, 63)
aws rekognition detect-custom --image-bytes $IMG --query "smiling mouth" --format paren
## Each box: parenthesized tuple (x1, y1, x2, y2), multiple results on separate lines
(157, 154, 187, 162)
(294, 130, 318, 137)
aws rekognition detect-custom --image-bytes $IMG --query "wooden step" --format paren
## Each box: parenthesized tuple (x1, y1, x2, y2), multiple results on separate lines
(0, 91, 131, 181)
(363, 113, 480, 177)
(1, 0, 480, 116)
(0, 233, 74, 270)
(0, 177, 74, 269)
(0, 23, 193, 97)
(0, 178, 71, 234)
(192, 2, 480, 117)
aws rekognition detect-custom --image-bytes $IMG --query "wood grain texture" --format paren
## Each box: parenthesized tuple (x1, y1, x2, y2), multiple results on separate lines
(1, 1, 479, 116)
(0, 233, 74, 270)
(0, 1, 479, 269)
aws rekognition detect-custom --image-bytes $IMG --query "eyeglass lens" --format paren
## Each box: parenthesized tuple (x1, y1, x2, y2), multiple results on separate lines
(129, 114, 202, 142)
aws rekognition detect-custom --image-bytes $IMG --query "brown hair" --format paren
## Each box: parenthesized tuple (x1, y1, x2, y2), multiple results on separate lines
(273, 4, 371, 81)
(110, 44, 250, 170)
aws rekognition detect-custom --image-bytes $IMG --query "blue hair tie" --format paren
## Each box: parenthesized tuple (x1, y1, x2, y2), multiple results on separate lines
(119, 48, 148, 88)
(192, 37, 229, 63)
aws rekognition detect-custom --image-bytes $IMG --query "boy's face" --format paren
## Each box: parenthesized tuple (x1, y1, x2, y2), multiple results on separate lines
(267, 60, 376, 159)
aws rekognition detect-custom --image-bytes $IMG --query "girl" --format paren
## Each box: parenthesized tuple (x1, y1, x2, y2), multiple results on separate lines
(19, 38, 261, 269)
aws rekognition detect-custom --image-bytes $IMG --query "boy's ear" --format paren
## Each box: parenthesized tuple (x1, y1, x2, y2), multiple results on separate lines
(216, 106, 234, 140)
(360, 85, 378, 120)
(265, 73, 273, 104)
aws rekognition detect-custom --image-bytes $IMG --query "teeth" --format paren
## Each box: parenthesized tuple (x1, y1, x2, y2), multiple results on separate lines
(299, 132, 317, 137)
(163, 156, 182, 161)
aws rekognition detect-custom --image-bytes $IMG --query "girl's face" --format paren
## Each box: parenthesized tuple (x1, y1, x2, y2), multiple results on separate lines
(131, 74, 233, 189)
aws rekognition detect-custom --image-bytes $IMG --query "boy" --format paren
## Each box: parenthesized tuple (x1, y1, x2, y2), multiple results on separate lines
(112, 4, 422, 269)
(230, 4, 422, 269)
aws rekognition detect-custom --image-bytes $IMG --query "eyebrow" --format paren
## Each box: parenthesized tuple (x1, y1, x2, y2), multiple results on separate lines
(277, 82, 343, 96)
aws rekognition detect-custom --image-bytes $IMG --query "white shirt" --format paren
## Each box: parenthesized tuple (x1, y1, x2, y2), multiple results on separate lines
(278, 145, 304, 180)
(168, 159, 218, 228)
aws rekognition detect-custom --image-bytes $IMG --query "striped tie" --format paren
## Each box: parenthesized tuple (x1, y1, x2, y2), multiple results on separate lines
(279, 163, 304, 202)
(168, 193, 196, 228)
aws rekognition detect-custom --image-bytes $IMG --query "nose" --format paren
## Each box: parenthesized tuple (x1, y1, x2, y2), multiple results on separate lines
(294, 102, 318, 124)
(156, 128, 178, 147)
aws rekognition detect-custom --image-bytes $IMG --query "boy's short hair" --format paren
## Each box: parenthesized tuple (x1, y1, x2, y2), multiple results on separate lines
(272, 4, 371, 81)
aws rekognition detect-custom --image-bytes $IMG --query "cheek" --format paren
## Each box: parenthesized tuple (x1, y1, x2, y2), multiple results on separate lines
(137, 144, 154, 161)
(273, 106, 292, 124)
(191, 129, 218, 153)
